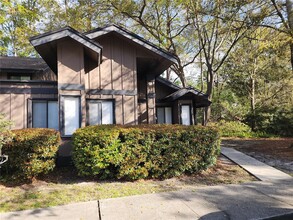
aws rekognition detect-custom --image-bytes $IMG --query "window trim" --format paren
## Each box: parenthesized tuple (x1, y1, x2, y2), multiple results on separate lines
(180, 104, 192, 125)
(60, 95, 81, 137)
(156, 106, 173, 124)
(86, 99, 116, 126)
(28, 98, 58, 129)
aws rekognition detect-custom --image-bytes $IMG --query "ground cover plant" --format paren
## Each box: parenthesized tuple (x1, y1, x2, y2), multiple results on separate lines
(72, 124, 221, 180)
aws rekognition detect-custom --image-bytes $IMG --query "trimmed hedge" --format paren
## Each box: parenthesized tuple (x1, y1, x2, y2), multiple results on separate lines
(2, 128, 60, 179)
(72, 125, 220, 180)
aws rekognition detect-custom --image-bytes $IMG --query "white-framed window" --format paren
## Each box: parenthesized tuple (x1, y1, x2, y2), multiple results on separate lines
(62, 96, 80, 136)
(88, 100, 114, 125)
(181, 105, 191, 125)
(156, 107, 172, 124)
(32, 100, 58, 130)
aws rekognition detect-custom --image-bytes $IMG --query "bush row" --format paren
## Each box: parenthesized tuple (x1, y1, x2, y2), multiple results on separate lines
(1, 128, 60, 179)
(72, 125, 221, 180)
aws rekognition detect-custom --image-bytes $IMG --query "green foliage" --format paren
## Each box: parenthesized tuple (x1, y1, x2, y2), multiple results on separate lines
(246, 107, 293, 137)
(212, 120, 253, 138)
(72, 125, 220, 180)
(1, 128, 60, 179)
(0, 113, 13, 154)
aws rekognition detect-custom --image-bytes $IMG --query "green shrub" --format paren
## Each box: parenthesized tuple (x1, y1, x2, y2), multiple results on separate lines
(0, 113, 13, 156)
(72, 125, 220, 180)
(1, 128, 60, 179)
(212, 120, 253, 138)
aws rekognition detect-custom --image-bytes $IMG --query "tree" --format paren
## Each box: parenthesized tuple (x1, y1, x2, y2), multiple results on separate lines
(223, 28, 293, 130)
(0, 0, 40, 56)
(187, 0, 264, 123)
(41, 0, 116, 32)
(110, 0, 202, 87)
(256, 0, 293, 71)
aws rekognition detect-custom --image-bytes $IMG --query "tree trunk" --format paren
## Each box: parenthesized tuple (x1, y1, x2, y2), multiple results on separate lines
(203, 69, 214, 125)
(286, 0, 293, 71)
(250, 76, 256, 131)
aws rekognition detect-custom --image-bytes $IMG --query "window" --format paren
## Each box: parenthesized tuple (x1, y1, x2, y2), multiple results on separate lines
(88, 100, 114, 125)
(8, 73, 31, 81)
(181, 105, 191, 125)
(63, 96, 80, 136)
(157, 107, 172, 124)
(32, 100, 58, 130)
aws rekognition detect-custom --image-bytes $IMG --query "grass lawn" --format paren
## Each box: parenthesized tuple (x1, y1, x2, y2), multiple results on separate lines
(0, 156, 256, 213)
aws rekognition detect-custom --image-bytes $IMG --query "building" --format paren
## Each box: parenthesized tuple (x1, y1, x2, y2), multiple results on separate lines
(0, 24, 210, 158)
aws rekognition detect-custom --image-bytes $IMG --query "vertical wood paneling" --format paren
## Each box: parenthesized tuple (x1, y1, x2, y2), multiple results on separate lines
(89, 66, 100, 90)
(112, 38, 122, 90)
(115, 95, 123, 124)
(124, 96, 135, 125)
(0, 94, 11, 121)
(58, 39, 84, 85)
(100, 38, 112, 90)
(122, 44, 135, 90)
(11, 94, 24, 129)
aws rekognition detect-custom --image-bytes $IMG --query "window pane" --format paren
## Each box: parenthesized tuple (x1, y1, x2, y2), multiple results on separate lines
(64, 97, 80, 135)
(181, 105, 191, 125)
(20, 76, 31, 80)
(89, 102, 101, 125)
(165, 107, 172, 124)
(33, 101, 47, 128)
(157, 107, 165, 124)
(48, 101, 58, 130)
(102, 101, 113, 124)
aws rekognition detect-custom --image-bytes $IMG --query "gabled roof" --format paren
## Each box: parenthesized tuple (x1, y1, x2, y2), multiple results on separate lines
(30, 27, 103, 73)
(156, 76, 211, 107)
(85, 24, 177, 64)
(156, 76, 181, 90)
(0, 56, 50, 73)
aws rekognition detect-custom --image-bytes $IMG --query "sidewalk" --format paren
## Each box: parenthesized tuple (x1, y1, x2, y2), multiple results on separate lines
(0, 147, 292, 220)
(221, 147, 292, 181)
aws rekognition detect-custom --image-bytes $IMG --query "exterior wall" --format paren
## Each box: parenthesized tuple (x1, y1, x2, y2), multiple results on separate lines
(57, 39, 87, 129)
(0, 81, 57, 129)
(87, 34, 138, 125)
(0, 71, 56, 81)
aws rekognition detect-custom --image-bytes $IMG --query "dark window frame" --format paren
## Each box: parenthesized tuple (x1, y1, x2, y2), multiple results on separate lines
(60, 95, 81, 137)
(28, 98, 58, 129)
(156, 106, 173, 124)
(86, 99, 116, 126)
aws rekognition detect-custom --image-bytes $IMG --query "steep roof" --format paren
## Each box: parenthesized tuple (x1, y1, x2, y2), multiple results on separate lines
(30, 26, 103, 74)
(0, 56, 49, 73)
(85, 24, 177, 64)
(156, 76, 211, 107)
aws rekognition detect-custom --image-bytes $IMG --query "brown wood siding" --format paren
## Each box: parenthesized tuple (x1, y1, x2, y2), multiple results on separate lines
(89, 34, 138, 125)
(0, 91, 56, 130)
(99, 37, 112, 90)
(57, 39, 84, 86)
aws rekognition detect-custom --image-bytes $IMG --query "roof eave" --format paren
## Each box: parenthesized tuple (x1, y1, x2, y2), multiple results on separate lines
(30, 27, 103, 74)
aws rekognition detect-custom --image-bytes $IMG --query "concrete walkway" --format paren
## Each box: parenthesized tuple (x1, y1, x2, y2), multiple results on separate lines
(1, 147, 292, 220)
(221, 147, 292, 181)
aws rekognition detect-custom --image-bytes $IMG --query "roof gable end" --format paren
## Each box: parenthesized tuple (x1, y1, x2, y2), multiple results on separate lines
(30, 27, 103, 73)
(85, 24, 177, 64)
